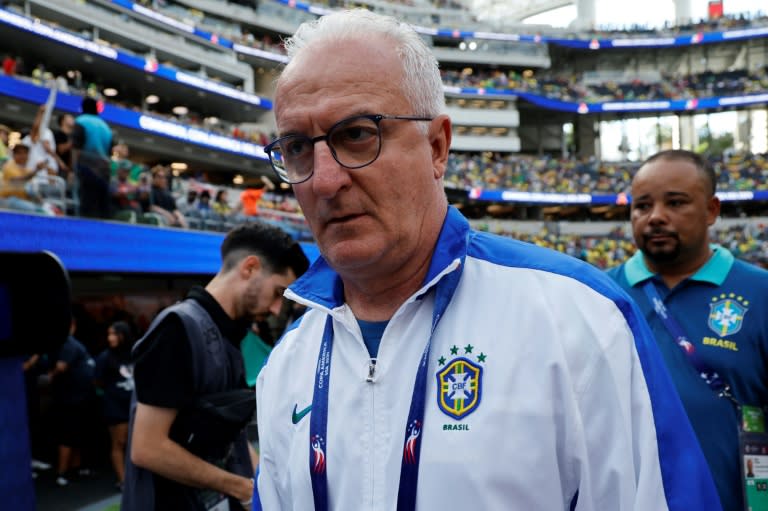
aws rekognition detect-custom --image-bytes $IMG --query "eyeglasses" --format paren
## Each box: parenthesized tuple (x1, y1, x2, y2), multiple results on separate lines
(263, 114, 433, 184)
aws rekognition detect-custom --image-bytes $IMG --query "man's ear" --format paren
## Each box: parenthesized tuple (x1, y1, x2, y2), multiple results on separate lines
(239, 254, 261, 278)
(706, 194, 721, 227)
(429, 115, 452, 180)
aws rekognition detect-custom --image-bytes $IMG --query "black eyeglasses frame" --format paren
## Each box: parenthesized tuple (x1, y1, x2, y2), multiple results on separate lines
(263, 114, 434, 184)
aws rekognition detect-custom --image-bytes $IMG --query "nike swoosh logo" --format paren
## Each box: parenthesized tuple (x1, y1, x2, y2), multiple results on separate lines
(292, 404, 312, 424)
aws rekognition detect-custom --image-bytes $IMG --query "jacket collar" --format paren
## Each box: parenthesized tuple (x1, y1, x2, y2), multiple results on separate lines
(286, 206, 470, 311)
(624, 244, 734, 287)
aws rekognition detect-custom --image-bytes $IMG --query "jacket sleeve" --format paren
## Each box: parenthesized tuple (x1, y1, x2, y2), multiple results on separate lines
(573, 296, 722, 510)
(255, 360, 283, 510)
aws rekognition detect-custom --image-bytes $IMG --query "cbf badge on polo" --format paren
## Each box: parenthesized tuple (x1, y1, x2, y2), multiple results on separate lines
(644, 281, 768, 511)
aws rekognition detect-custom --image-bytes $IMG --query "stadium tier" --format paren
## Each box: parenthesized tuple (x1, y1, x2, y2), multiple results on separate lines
(1, 0, 767, 250)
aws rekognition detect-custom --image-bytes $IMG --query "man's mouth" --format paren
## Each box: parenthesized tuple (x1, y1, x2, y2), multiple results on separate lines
(327, 213, 363, 225)
(645, 232, 676, 242)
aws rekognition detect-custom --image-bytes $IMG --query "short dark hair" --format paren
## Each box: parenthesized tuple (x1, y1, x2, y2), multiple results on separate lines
(57, 113, 73, 127)
(110, 320, 135, 345)
(151, 164, 168, 177)
(221, 223, 309, 279)
(640, 149, 716, 196)
(81, 97, 99, 115)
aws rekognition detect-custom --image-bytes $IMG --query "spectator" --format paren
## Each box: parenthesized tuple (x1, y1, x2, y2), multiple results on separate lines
(110, 164, 144, 216)
(94, 321, 135, 491)
(72, 97, 113, 218)
(176, 188, 198, 214)
(53, 113, 75, 179)
(197, 189, 212, 213)
(142, 165, 188, 228)
(22, 105, 59, 180)
(0, 124, 9, 162)
(213, 189, 233, 217)
(110, 141, 145, 183)
(238, 187, 265, 217)
(2, 54, 16, 76)
(1, 143, 47, 210)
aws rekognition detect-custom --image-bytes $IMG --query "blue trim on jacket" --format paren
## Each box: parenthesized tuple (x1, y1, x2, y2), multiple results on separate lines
(285, 205, 720, 511)
(463, 219, 720, 511)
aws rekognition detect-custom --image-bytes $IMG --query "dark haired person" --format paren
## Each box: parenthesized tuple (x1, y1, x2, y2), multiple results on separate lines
(608, 149, 768, 511)
(142, 165, 188, 228)
(94, 320, 135, 490)
(72, 96, 112, 218)
(48, 320, 96, 487)
(122, 223, 309, 511)
(53, 113, 75, 179)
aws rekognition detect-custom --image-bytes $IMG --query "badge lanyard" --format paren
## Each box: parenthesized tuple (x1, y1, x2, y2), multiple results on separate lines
(641, 279, 731, 397)
(309, 263, 463, 511)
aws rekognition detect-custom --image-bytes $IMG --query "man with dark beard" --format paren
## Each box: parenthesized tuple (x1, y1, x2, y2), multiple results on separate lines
(123, 223, 309, 511)
(608, 149, 768, 511)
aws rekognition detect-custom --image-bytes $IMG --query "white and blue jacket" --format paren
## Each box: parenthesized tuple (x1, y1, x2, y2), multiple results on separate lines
(256, 207, 721, 511)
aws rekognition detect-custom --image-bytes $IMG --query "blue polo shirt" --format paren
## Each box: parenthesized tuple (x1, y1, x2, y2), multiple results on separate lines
(607, 246, 768, 511)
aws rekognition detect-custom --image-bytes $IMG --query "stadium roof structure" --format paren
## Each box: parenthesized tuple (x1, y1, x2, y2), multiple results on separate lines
(468, 0, 573, 24)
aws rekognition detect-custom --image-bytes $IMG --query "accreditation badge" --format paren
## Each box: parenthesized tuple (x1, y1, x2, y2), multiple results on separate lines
(740, 405, 768, 511)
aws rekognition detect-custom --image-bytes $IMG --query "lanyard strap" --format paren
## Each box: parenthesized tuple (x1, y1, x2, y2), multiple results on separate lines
(309, 317, 334, 511)
(309, 263, 463, 511)
(641, 279, 728, 394)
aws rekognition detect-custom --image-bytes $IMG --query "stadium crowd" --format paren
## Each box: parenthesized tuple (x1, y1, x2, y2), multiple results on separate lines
(442, 67, 768, 103)
(2, 2, 767, 272)
(3, 122, 767, 271)
(9, 0, 765, 105)
(0, 54, 272, 146)
(446, 152, 768, 193)
(474, 223, 768, 270)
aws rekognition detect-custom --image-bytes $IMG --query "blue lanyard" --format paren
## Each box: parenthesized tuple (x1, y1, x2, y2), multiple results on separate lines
(641, 279, 728, 393)
(309, 264, 463, 511)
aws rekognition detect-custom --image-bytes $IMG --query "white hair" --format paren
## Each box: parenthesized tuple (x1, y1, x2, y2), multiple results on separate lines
(281, 9, 445, 118)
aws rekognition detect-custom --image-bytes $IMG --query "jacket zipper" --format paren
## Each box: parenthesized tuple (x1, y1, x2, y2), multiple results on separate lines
(367, 357, 376, 509)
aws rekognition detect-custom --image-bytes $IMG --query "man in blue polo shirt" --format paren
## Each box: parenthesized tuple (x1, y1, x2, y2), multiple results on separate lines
(608, 149, 768, 511)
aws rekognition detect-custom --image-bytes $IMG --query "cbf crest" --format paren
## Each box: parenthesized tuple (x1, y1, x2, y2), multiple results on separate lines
(708, 293, 749, 337)
(436, 344, 486, 420)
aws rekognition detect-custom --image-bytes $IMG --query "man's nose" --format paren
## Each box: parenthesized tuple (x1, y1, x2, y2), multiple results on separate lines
(269, 297, 283, 317)
(310, 142, 352, 198)
(648, 203, 668, 224)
